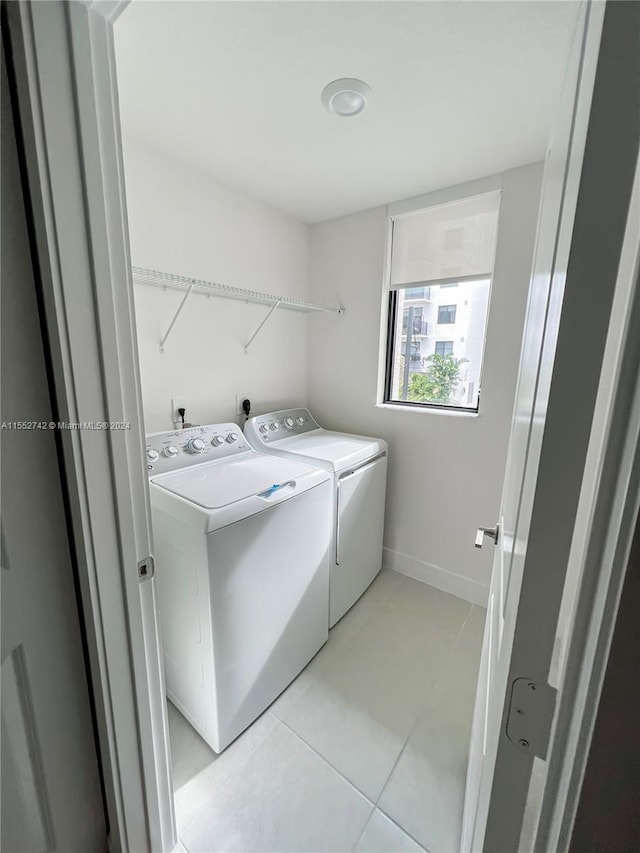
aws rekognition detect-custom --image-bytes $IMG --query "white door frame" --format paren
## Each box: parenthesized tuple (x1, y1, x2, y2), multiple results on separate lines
(478, 1, 640, 848)
(5, 1, 639, 851)
(4, 2, 174, 851)
(536, 142, 640, 852)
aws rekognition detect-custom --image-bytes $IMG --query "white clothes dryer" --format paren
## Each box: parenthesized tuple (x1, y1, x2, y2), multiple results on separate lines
(244, 409, 387, 627)
(145, 422, 332, 753)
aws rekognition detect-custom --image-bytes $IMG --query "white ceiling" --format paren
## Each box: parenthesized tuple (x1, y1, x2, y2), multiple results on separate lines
(115, 1, 579, 224)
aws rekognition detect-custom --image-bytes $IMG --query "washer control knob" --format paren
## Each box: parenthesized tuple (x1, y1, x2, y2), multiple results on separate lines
(259, 424, 269, 435)
(284, 417, 295, 429)
(186, 437, 206, 454)
(211, 435, 224, 447)
(147, 449, 159, 461)
(296, 416, 305, 425)
(269, 422, 279, 432)
(226, 433, 239, 444)
(163, 445, 178, 458)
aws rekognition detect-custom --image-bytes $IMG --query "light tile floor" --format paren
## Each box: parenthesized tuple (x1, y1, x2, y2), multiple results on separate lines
(169, 570, 485, 853)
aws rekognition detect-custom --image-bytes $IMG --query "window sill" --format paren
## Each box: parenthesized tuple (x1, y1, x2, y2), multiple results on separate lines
(375, 402, 480, 418)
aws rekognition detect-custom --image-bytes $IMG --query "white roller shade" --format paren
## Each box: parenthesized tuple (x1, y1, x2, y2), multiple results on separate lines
(389, 191, 501, 289)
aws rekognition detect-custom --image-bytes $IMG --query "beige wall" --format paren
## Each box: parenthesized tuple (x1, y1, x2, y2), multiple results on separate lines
(307, 163, 544, 603)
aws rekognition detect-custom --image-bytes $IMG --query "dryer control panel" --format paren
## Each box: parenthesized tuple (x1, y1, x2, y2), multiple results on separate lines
(145, 423, 251, 474)
(244, 408, 320, 446)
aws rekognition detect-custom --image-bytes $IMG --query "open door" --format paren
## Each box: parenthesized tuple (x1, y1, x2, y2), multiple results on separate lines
(4, 2, 176, 850)
(463, 2, 640, 850)
(7, 1, 639, 851)
(1, 42, 106, 852)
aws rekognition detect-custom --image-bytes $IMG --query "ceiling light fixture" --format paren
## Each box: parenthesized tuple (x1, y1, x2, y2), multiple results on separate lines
(321, 78, 370, 117)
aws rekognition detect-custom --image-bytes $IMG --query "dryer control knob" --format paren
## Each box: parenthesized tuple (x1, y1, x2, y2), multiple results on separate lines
(163, 445, 178, 458)
(296, 416, 305, 425)
(259, 424, 269, 435)
(226, 433, 239, 444)
(269, 422, 279, 431)
(211, 435, 224, 447)
(186, 438, 206, 454)
(284, 417, 295, 429)
(147, 449, 159, 461)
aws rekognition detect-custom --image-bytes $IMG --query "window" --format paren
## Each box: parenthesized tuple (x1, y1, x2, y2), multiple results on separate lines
(437, 304, 457, 325)
(383, 191, 500, 411)
(435, 340, 454, 357)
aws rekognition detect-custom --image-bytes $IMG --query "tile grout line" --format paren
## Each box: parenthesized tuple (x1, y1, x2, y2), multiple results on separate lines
(370, 601, 477, 852)
(374, 803, 432, 853)
(270, 678, 315, 724)
(177, 573, 403, 845)
(276, 715, 377, 808)
(272, 573, 430, 809)
(268, 569, 402, 724)
(371, 601, 474, 811)
(178, 580, 474, 851)
(453, 602, 477, 650)
(350, 803, 377, 853)
(271, 573, 403, 724)
(176, 712, 279, 842)
(335, 570, 406, 649)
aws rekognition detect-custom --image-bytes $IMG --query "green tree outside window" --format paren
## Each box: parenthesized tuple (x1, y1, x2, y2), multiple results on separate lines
(402, 353, 468, 404)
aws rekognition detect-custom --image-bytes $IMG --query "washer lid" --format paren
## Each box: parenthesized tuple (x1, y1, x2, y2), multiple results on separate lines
(151, 453, 322, 509)
(268, 430, 387, 472)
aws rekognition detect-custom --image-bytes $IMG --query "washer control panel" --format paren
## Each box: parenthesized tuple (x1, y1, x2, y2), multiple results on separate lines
(244, 408, 320, 445)
(145, 423, 250, 474)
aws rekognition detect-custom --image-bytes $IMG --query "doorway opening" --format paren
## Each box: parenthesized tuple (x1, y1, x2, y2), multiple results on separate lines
(9, 0, 640, 849)
(110, 2, 583, 851)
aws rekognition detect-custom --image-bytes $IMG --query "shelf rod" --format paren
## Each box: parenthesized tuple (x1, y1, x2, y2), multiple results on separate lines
(244, 300, 283, 354)
(133, 266, 344, 353)
(159, 282, 195, 353)
(132, 266, 344, 315)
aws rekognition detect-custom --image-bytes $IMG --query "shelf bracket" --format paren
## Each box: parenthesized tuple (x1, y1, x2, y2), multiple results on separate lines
(244, 300, 283, 354)
(159, 282, 195, 353)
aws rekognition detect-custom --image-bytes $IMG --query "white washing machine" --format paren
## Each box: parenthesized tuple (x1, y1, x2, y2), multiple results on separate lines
(244, 409, 387, 627)
(145, 422, 332, 753)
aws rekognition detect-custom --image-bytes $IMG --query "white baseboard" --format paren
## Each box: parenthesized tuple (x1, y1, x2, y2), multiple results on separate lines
(382, 547, 489, 607)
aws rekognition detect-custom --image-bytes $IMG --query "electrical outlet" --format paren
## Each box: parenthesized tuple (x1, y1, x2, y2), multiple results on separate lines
(235, 393, 253, 416)
(172, 396, 187, 426)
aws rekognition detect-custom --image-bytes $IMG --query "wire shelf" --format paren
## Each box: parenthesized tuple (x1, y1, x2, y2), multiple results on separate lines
(131, 265, 344, 353)
(132, 266, 342, 314)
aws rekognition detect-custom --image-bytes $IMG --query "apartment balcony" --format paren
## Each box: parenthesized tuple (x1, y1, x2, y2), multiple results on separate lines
(401, 318, 429, 338)
(403, 286, 432, 302)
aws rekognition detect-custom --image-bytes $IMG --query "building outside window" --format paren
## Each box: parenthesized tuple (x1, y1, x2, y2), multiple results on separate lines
(383, 191, 501, 411)
(435, 340, 454, 357)
(405, 286, 431, 300)
(402, 307, 428, 337)
(437, 304, 457, 324)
